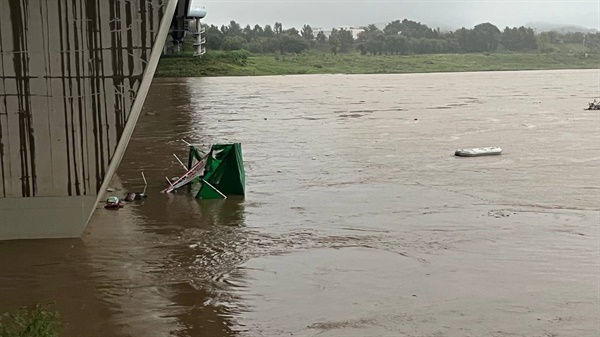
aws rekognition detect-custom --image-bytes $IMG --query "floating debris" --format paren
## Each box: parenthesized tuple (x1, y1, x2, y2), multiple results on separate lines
(455, 147, 502, 157)
(104, 196, 124, 209)
(125, 172, 148, 201)
(163, 141, 246, 200)
(585, 99, 600, 110)
(488, 210, 510, 218)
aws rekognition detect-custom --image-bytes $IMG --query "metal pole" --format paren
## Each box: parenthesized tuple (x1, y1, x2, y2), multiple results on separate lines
(173, 153, 188, 170)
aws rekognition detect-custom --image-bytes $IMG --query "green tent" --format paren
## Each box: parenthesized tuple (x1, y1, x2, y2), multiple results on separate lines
(187, 145, 205, 169)
(195, 143, 245, 199)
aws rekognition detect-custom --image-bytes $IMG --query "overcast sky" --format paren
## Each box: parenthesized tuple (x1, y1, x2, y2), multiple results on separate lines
(199, 0, 599, 31)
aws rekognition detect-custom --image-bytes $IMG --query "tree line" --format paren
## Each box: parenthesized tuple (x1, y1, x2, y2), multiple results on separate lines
(203, 19, 600, 55)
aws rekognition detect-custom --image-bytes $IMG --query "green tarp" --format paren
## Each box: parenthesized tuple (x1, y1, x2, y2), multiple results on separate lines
(195, 143, 245, 199)
(199, 179, 227, 199)
(184, 145, 205, 185)
(187, 145, 204, 169)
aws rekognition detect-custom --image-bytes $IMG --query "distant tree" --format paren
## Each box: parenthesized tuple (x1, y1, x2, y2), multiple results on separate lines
(500, 27, 519, 50)
(205, 24, 224, 50)
(456, 23, 501, 52)
(446, 37, 460, 53)
(398, 19, 434, 39)
(472, 22, 501, 52)
(274, 22, 283, 34)
(434, 39, 451, 53)
(248, 36, 278, 53)
(563, 32, 585, 44)
(413, 38, 442, 54)
(262, 37, 280, 53)
(277, 34, 308, 53)
(329, 28, 340, 55)
(301, 24, 314, 41)
(338, 29, 355, 52)
(536, 33, 553, 53)
(429, 28, 441, 39)
(252, 24, 264, 37)
(316, 30, 327, 44)
(200, 17, 574, 56)
(455, 27, 474, 52)
(356, 24, 385, 55)
(365, 24, 382, 34)
(285, 27, 300, 36)
(384, 20, 403, 36)
(384, 34, 408, 54)
(545, 31, 560, 43)
(518, 26, 535, 50)
(584, 32, 600, 51)
(222, 35, 247, 50)
(263, 25, 275, 37)
(501, 26, 537, 51)
(243, 24, 254, 41)
(224, 20, 242, 37)
(247, 40, 264, 53)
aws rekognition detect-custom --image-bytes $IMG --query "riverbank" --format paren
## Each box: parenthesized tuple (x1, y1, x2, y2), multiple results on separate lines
(155, 51, 600, 77)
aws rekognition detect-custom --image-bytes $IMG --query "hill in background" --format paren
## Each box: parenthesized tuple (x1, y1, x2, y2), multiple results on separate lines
(525, 22, 599, 33)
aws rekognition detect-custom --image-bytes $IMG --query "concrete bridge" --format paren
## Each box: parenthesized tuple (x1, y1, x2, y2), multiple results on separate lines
(0, 0, 202, 240)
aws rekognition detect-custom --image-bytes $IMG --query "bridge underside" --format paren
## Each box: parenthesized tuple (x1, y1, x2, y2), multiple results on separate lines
(0, 0, 180, 240)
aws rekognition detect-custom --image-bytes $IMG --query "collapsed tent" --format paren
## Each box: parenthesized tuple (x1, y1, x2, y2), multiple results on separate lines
(196, 143, 245, 199)
(162, 142, 245, 200)
(162, 153, 209, 193)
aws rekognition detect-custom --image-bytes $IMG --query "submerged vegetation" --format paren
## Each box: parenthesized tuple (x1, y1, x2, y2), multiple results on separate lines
(0, 305, 60, 337)
(156, 18, 600, 77)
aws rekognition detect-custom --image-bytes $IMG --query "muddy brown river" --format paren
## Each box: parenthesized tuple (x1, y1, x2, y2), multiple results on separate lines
(1, 70, 599, 336)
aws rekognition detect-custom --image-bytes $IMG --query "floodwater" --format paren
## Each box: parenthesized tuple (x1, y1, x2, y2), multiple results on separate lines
(1, 69, 599, 337)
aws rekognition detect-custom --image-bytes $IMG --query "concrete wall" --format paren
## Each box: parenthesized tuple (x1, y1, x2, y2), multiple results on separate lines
(0, 0, 177, 239)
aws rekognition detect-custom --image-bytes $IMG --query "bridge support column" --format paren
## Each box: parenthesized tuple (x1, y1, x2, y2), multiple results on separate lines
(0, 0, 179, 240)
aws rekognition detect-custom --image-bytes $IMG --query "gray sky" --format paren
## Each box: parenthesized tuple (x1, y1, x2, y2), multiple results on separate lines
(200, 0, 600, 31)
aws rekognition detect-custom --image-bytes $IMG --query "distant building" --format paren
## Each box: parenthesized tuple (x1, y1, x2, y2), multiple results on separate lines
(321, 26, 365, 39)
(312, 27, 326, 35)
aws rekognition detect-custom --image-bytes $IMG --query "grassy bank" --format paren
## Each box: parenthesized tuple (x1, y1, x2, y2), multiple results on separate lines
(0, 305, 60, 337)
(155, 50, 600, 77)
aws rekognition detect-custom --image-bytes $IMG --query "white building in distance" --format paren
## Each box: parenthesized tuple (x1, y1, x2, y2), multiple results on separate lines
(314, 26, 365, 39)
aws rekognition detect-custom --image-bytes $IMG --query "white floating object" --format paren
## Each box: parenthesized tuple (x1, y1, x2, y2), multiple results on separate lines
(455, 147, 502, 157)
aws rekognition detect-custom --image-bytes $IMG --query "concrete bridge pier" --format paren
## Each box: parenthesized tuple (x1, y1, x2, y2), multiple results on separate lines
(0, 0, 184, 240)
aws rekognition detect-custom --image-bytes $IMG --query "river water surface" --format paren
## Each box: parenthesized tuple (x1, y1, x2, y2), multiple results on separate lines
(1, 70, 599, 337)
